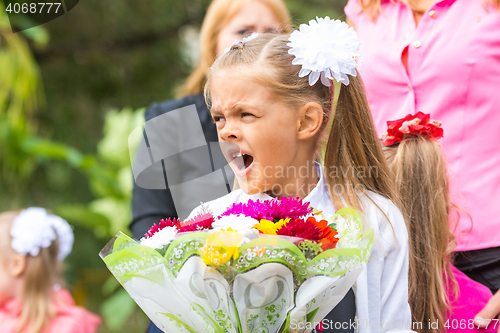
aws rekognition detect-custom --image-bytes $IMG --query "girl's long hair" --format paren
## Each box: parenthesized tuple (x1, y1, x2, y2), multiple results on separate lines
(178, 0, 291, 97)
(0, 211, 60, 333)
(384, 138, 458, 333)
(358, 0, 499, 21)
(205, 33, 398, 214)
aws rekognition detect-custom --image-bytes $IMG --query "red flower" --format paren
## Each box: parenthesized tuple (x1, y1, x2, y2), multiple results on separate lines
(144, 213, 215, 238)
(276, 218, 323, 241)
(381, 111, 443, 146)
(177, 213, 214, 232)
(144, 218, 180, 239)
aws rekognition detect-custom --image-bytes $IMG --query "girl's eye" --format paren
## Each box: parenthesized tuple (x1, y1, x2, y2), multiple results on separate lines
(241, 112, 254, 118)
(212, 116, 225, 123)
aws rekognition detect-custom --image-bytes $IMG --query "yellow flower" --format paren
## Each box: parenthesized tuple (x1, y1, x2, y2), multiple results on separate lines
(199, 231, 242, 267)
(254, 218, 290, 235)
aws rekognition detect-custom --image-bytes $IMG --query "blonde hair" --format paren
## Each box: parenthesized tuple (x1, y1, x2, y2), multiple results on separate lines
(384, 138, 458, 333)
(205, 33, 398, 213)
(178, 0, 292, 97)
(359, 0, 500, 21)
(0, 211, 61, 333)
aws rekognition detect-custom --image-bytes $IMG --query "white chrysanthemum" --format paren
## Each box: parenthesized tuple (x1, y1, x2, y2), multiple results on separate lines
(212, 215, 258, 234)
(10, 207, 74, 260)
(287, 17, 360, 86)
(140, 226, 178, 250)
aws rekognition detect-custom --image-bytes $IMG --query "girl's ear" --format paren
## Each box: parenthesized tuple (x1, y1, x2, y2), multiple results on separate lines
(10, 253, 27, 277)
(297, 102, 324, 140)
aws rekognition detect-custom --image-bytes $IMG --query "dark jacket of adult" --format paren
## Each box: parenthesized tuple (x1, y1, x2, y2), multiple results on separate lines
(130, 93, 221, 239)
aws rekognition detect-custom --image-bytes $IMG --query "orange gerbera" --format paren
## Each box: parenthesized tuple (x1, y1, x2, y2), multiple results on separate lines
(307, 217, 339, 249)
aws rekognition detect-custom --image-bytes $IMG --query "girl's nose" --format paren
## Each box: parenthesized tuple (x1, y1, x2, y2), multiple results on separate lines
(219, 122, 240, 141)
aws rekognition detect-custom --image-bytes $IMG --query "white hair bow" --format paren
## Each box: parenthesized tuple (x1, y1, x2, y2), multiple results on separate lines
(287, 17, 360, 86)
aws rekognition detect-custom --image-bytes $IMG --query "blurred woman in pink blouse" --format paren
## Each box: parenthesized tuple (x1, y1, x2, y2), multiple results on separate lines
(344, 0, 500, 330)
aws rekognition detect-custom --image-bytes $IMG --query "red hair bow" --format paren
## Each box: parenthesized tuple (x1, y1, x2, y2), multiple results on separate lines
(381, 111, 443, 146)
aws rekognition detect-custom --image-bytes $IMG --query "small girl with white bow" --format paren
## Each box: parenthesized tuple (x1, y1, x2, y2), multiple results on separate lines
(0, 208, 101, 333)
(189, 17, 413, 333)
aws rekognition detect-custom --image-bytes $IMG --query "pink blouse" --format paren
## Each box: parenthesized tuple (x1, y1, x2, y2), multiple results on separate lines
(446, 265, 494, 333)
(345, 0, 500, 251)
(0, 289, 101, 333)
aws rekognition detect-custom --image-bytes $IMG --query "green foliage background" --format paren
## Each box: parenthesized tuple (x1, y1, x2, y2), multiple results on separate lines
(0, 0, 347, 331)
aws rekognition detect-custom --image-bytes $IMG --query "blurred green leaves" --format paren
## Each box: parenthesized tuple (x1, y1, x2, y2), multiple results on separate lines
(1, 1, 349, 331)
(0, 2, 47, 188)
(101, 289, 138, 331)
(1, 12, 144, 325)
(100, 267, 136, 331)
(98, 108, 144, 168)
(53, 107, 145, 238)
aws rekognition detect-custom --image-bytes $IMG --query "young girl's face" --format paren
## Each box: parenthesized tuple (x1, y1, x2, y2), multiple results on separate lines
(210, 74, 308, 195)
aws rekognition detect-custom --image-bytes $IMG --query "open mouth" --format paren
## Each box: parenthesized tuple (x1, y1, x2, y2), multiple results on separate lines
(228, 150, 254, 176)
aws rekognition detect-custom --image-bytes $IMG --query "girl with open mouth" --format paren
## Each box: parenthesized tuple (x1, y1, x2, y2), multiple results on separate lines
(187, 17, 414, 333)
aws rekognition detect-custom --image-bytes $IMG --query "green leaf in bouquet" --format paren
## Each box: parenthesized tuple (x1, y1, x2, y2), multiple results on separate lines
(306, 307, 319, 324)
(298, 239, 323, 256)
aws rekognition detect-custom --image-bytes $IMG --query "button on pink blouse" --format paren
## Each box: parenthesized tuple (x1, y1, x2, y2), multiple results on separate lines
(345, 0, 500, 251)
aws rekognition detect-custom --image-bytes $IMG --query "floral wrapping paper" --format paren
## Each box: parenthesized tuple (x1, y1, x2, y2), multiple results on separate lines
(100, 208, 373, 333)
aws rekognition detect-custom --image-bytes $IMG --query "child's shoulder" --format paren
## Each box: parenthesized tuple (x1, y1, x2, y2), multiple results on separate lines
(361, 190, 408, 242)
(363, 191, 401, 217)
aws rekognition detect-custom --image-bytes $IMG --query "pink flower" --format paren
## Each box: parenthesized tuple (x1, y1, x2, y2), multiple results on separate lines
(221, 197, 312, 222)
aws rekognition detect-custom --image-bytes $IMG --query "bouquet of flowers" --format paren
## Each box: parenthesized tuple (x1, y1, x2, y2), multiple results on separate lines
(100, 198, 373, 333)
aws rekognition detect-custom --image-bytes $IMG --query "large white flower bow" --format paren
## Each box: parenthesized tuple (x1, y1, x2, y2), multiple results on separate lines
(10, 207, 74, 260)
(287, 17, 360, 86)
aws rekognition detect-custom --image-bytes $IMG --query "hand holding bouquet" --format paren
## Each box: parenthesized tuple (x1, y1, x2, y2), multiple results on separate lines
(100, 198, 373, 333)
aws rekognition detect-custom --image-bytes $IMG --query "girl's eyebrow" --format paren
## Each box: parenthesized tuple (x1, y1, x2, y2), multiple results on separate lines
(211, 102, 262, 115)
(210, 103, 238, 115)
